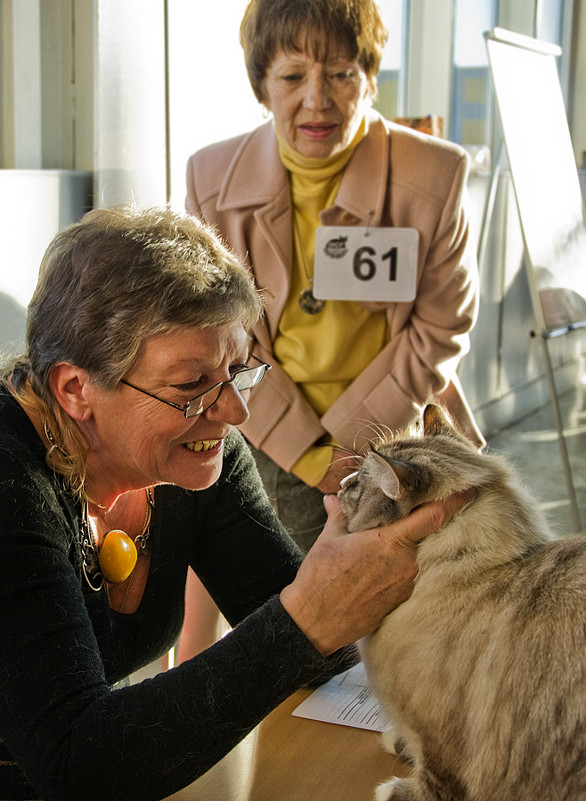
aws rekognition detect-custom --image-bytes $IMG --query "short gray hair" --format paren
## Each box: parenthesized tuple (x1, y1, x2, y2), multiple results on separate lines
(27, 204, 264, 398)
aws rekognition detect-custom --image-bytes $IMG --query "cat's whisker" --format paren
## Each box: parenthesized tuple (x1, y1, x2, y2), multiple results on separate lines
(350, 419, 398, 451)
(332, 451, 361, 465)
(314, 440, 361, 469)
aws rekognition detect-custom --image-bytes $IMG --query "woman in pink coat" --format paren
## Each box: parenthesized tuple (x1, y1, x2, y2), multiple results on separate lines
(185, 0, 483, 553)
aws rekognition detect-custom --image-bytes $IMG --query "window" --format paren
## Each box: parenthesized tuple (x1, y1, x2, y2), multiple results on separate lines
(373, 0, 408, 120)
(450, 0, 498, 146)
(167, 0, 266, 208)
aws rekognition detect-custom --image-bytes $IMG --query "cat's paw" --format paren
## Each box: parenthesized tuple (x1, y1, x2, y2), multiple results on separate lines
(375, 777, 408, 801)
(375, 777, 398, 801)
(380, 729, 414, 767)
(375, 777, 418, 801)
(380, 727, 399, 754)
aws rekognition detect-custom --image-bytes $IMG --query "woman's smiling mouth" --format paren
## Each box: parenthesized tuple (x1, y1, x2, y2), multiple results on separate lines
(183, 438, 222, 452)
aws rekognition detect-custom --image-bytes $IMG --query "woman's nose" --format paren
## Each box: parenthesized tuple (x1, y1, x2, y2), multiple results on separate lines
(203, 382, 250, 426)
(303, 72, 332, 110)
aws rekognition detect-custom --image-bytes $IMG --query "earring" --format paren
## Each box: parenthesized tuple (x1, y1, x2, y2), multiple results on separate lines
(44, 420, 68, 456)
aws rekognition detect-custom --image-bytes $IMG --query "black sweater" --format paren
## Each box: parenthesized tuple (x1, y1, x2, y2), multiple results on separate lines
(0, 390, 354, 801)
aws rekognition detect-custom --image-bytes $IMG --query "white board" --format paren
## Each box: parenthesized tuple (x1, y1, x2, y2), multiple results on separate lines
(485, 27, 586, 333)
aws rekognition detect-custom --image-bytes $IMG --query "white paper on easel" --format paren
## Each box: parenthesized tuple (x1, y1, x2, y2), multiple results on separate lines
(292, 662, 394, 733)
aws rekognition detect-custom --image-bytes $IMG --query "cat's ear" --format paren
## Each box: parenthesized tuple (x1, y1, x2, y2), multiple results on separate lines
(423, 404, 456, 438)
(370, 451, 407, 500)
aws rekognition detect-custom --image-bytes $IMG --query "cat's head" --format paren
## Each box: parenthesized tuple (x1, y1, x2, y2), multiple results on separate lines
(338, 405, 486, 533)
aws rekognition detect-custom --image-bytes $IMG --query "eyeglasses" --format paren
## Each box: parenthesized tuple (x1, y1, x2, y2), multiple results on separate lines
(120, 356, 271, 418)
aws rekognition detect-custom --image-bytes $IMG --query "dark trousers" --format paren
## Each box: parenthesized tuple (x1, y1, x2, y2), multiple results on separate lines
(247, 444, 327, 554)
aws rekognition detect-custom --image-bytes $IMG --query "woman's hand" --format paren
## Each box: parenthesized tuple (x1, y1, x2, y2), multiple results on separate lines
(280, 490, 475, 656)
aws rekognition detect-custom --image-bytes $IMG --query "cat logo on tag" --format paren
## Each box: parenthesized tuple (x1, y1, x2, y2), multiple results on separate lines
(323, 236, 348, 259)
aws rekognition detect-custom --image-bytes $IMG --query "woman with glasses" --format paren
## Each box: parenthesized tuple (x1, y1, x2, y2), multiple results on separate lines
(0, 204, 469, 800)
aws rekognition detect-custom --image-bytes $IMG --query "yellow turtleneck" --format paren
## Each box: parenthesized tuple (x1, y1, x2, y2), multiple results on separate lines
(273, 119, 389, 485)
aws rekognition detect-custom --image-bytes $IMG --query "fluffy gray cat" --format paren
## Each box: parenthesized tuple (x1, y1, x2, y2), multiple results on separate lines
(338, 404, 586, 801)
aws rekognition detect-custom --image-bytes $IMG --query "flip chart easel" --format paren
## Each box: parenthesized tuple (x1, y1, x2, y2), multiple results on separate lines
(484, 27, 586, 532)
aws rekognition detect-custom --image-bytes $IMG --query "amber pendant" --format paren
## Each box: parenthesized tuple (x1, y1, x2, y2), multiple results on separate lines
(298, 286, 326, 315)
(98, 529, 138, 583)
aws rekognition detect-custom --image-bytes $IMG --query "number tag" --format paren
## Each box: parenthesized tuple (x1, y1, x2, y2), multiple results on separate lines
(313, 226, 419, 302)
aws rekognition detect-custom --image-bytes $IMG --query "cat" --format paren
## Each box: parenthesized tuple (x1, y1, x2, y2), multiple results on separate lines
(337, 404, 586, 801)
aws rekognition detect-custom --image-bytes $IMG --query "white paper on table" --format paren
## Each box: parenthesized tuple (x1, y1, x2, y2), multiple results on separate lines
(292, 662, 394, 733)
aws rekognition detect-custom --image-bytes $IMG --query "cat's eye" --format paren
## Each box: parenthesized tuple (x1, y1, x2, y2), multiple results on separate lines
(339, 471, 359, 489)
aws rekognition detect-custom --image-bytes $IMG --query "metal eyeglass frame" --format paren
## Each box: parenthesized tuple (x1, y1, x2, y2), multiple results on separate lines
(120, 355, 271, 418)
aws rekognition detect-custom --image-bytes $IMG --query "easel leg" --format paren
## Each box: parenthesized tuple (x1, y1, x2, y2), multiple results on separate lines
(541, 336, 582, 533)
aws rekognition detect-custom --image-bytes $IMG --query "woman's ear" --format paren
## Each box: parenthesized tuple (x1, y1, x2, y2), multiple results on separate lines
(48, 363, 94, 422)
(259, 79, 271, 113)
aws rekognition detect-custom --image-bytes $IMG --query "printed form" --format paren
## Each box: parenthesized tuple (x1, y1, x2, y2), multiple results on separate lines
(292, 662, 394, 733)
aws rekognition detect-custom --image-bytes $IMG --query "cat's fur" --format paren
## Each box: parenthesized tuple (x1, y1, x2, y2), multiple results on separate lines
(338, 405, 586, 801)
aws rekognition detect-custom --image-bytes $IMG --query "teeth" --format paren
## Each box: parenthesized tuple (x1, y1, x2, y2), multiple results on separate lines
(184, 439, 220, 452)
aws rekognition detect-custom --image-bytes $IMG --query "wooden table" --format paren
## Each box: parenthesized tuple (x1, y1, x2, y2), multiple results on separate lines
(164, 688, 410, 801)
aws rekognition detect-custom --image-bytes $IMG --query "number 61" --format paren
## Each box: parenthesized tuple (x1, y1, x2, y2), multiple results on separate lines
(353, 246, 398, 282)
